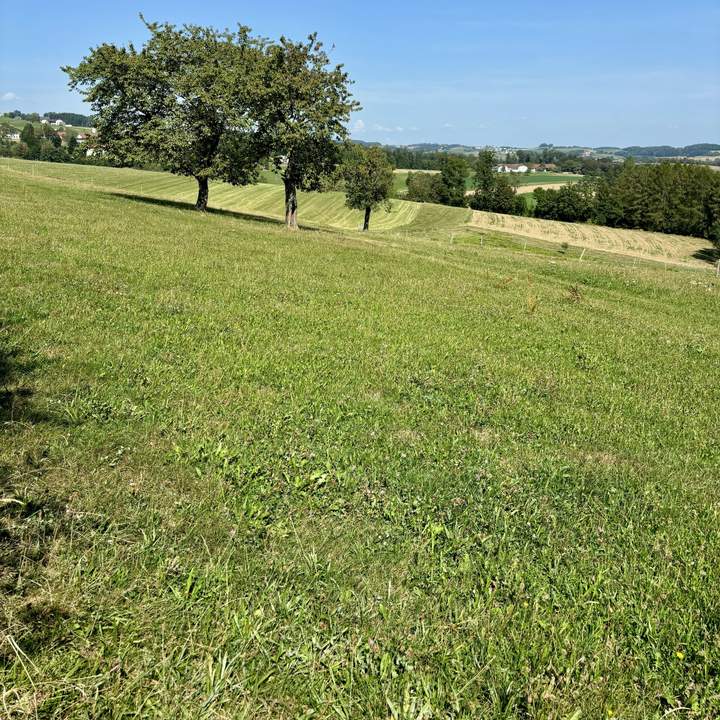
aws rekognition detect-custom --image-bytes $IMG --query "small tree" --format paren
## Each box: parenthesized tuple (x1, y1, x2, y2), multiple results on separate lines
(342, 146, 394, 230)
(438, 155, 468, 207)
(254, 34, 360, 229)
(469, 149, 497, 210)
(19, 123, 36, 149)
(406, 172, 444, 203)
(64, 18, 265, 210)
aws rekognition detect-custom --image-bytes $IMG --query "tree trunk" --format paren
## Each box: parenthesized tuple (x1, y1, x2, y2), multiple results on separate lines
(195, 176, 209, 211)
(284, 180, 298, 229)
(363, 206, 371, 231)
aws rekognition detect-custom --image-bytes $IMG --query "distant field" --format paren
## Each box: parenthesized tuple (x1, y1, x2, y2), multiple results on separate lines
(470, 210, 712, 266)
(2, 160, 720, 718)
(393, 168, 581, 195)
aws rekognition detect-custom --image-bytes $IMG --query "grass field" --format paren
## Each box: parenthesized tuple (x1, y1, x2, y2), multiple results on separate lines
(1, 159, 446, 232)
(3, 158, 715, 268)
(392, 169, 581, 197)
(469, 211, 715, 267)
(2, 160, 720, 717)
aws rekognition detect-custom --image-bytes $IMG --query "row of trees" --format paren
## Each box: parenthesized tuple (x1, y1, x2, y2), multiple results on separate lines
(4, 110, 94, 126)
(383, 147, 464, 171)
(533, 161, 720, 241)
(402, 149, 720, 243)
(405, 151, 525, 215)
(405, 156, 470, 206)
(64, 18, 360, 228)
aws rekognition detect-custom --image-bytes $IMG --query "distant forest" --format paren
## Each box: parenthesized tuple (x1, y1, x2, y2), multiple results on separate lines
(617, 144, 720, 158)
(4, 110, 94, 126)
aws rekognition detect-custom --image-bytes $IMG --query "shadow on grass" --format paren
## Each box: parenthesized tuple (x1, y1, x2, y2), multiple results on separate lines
(1, 332, 71, 660)
(0, 338, 64, 427)
(106, 192, 323, 233)
(692, 246, 720, 265)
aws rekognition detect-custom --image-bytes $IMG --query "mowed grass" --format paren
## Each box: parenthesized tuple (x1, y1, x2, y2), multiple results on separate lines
(2, 158, 430, 232)
(469, 211, 715, 268)
(12, 159, 701, 269)
(2, 162, 720, 718)
(392, 169, 581, 196)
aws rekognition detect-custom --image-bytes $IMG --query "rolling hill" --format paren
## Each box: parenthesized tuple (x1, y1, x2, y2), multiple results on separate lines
(2, 158, 719, 718)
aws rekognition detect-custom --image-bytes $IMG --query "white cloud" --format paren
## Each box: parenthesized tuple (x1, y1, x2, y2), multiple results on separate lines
(1, 92, 18, 101)
(443, 122, 454, 128)
(372, 123, 404, 133)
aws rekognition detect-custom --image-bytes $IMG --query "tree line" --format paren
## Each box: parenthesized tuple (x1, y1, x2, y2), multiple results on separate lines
(0, 121, 99, 164)
(533, 161, 720, 241)
(403, 149, 720, 243)
(3, 110, 94, 126)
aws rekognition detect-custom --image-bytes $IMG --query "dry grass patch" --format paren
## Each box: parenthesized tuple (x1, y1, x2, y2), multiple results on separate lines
(469, 210, 715, 267)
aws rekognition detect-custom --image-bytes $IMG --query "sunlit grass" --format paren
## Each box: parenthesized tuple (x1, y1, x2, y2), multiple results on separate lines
(1, 161, 719, 718)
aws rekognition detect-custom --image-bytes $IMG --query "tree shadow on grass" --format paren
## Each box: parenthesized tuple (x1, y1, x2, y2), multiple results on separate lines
(1, 332, 71, 658)
(0, 338, 64, 427)
(106, 192, 324, 233)
(692, 246, 720, 265)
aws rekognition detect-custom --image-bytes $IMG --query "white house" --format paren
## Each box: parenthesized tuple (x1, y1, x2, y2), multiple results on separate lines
(7, 132, 20, 142)
(52, 119, 65, 127)
(497, 163, 529, 173)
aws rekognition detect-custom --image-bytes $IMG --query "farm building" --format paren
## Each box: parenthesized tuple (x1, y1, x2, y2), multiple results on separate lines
(497, 163, 529, 173)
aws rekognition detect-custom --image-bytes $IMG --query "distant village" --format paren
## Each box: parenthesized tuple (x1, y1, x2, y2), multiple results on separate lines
(1, 114, 97, 154)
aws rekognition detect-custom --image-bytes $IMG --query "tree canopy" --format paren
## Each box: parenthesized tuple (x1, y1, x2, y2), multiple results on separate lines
(438, 155, 469, 207)
(342, 146, 394, 230)
(64, 18, 266, 210)
(253, 34, 360, 228)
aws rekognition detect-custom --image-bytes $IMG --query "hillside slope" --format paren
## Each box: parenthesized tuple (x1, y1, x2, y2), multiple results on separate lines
(2, 165, 720, 717)
(2, 158, 716, 267)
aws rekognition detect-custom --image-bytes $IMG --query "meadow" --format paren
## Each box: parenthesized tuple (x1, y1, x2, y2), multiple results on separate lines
(1, 160, 720, 718)
(391, 169, 581, 197)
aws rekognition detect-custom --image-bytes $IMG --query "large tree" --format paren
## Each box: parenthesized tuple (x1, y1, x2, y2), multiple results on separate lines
(342, 146, 394, 231)
(406, 171, 444, 204)
(64, 18, 265, 210)
(254, 34, 360, 229)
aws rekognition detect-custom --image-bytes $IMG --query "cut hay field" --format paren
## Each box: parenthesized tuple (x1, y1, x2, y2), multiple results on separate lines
(1, 159, 436, 232)
(470, 210, 714, 268)
(2, 159, 720, 718)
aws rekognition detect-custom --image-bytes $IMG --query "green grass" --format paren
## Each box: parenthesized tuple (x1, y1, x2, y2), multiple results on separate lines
(392, 169, 581, 196)
(2, 160, 720, 718)
(510, 172, 582, 186)
(3, 158, 467, 232)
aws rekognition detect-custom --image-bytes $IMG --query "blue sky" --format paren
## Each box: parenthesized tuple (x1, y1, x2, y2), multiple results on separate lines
(1, 0, 718, 147)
